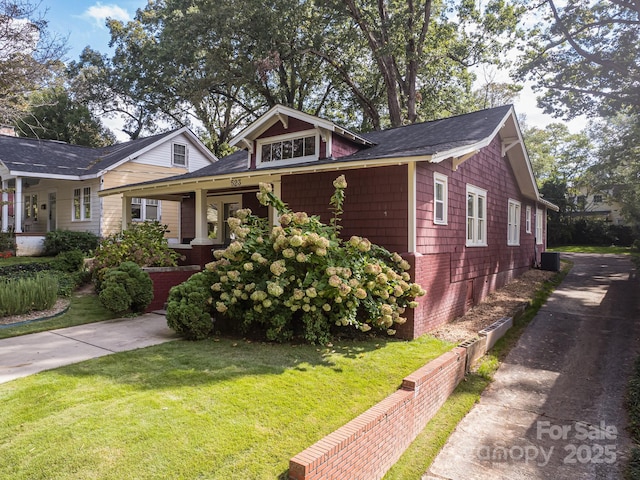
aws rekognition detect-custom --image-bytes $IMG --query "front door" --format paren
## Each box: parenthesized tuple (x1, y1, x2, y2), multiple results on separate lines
(48, 192, 57, 231)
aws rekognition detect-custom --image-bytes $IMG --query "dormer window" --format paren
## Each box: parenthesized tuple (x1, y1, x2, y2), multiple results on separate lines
(257, 130, 318, 167)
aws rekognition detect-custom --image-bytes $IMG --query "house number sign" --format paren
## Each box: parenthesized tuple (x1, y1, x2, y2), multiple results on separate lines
(231, 179, 241, 187)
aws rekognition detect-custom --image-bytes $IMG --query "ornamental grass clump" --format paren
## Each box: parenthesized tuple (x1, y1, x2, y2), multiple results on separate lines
(167, 175, 425, 344)
(0, 273, 58, 316)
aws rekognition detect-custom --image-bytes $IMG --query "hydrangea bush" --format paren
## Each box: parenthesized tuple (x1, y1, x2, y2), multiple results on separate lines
(167, 176, 425, 344)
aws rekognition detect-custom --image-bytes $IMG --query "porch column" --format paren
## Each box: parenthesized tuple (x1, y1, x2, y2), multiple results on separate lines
(121, 194, 132, 230)
(407, 162, 416, 253)
(1, 179, 8, 232)
(14, 177, 22, 233)
(192, 188, 213, 245)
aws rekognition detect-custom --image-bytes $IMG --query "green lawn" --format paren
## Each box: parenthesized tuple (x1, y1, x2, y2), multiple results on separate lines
(0, 335, 452, 479)
(0, 256, 53, 266)
(0, 293, 117, 339)
(548, 245, 633, 254)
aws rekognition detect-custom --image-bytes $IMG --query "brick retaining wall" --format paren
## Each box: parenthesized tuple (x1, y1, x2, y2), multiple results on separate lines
(289, 346, 467, 480)
(144, 266, 200, 312)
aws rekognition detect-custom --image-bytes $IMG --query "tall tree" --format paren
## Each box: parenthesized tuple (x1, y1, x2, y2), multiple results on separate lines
(321, 0, 525, 128)
(15, 85, 116, 146)
(0, 0, 66, 125)
(518, 0, 640, 119)
(524, 123, 594, 189)
(588, 114, 640, 227)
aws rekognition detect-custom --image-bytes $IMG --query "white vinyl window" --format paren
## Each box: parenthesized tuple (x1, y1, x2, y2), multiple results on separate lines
(132, 198, 160, 221)
(507, 199, 521, 246)
(536, 208, 544, 245)
(172, 143, 187, 167)
(433, 173, 448, 225)
(73, 187, 91, 221)
(525, 205, 532, 234)
(256, 130, 318, 167)
(466, 184, 487, 247)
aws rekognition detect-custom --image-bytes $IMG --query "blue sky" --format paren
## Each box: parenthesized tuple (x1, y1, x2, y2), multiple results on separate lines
(39, 1, 147, 62)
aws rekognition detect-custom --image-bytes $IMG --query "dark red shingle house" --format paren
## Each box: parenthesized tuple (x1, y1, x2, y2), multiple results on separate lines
(101, 104, 557, 339)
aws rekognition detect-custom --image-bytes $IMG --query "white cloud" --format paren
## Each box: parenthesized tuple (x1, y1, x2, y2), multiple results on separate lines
(82, 3, 131, 28)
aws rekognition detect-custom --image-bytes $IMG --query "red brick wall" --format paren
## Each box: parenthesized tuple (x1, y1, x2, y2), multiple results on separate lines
(281, 165, 409, 253)
(145, 266, 200, 311)
(288, 347, 466, 480)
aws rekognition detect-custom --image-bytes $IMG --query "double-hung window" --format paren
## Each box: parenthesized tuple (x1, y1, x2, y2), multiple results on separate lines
(132, 198, 160, 221)
(536, 208, 544, 245)
(507, 199, 521, 246)
(525, 205, 532, 234)
(433, 173, 448, 225)
(466, 184, 487, 247)
(172, 143, 187, 167)
(73, 187, 91, 221)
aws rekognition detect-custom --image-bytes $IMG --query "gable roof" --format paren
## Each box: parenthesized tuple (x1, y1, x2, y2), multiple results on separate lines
(99, 105, 557, 210)
(0, 127, 217, 180)
(230, 104, 374, 151)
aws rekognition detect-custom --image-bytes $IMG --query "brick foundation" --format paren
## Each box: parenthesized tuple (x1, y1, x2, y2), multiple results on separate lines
(144, 265, 200, 311)
(288, 347, 467, 480)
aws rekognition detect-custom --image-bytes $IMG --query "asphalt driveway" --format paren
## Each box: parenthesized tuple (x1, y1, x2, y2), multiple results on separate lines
(425, 253, 640, 479)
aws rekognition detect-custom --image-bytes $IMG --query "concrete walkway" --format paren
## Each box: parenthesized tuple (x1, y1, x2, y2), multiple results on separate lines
(425, 253, 640, 480)
(0, 313, 177, 384)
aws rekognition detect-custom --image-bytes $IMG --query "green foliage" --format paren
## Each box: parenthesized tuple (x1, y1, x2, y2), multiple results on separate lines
(69, 0, 524, 147)
(166, 271, 216, 340)
(569, 219, 635, 247)
(50, 250, 85, 273)
(0, 232, 15, 252)
(52, 271, 87, 297)
(0, 273, 58, 316)
(15, 85, 116, 146)
(92, 222, 179, 288)
(44, 230, 99, 256)
(167, 176, 425, 344)
(518, 0, 639, 119)
(98, 262, 153, 315)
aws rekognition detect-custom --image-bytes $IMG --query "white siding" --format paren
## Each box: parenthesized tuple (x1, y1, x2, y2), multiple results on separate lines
(23, 178, 101, 235)
(132, 132, 213, 172)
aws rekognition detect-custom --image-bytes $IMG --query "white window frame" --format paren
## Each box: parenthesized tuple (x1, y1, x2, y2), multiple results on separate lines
(172, 143, 188, 167)
(466, 184, 487, 247)
(525, 205, 532, 234)
(131, 197, 161, 222)
(507, 199, 521, 246)
(433, 172, 448, 225)
(536, 208, 544, 245)
(256, 129, 319, 168)
(73, 187, 91, 221)
(207, 194, 243, 245)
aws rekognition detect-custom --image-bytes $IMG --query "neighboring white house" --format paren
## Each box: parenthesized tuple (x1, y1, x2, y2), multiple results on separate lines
(568, 187, 627, 226)
(0, 127, 217, 254)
